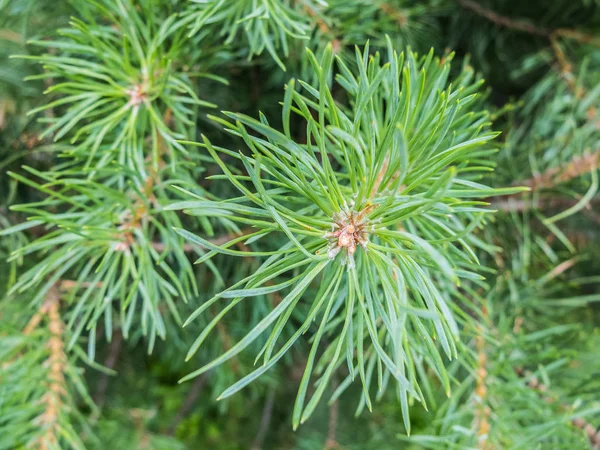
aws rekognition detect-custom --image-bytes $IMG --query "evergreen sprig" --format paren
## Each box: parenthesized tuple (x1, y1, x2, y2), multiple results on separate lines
(411, 219, 600, 448)
(170, 41, 527, 429)
(184, 0, 325, 70)
(0, 288, 95, 450)
(15, 0, 222, 171)
(0, 165, 211, 353)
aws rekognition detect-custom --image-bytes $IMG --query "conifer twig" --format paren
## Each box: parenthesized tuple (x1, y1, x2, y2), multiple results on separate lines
(94, 330, 123, 410)
(458, 0, 600, 92)
(324, 379, 340, 450)
(490, 150, 600, 210)
(251, 388, 276, 450)
(473, 301, 492, 450)
(521, 150, 600, 191)
(458, 0, 549, 37)
(515, 368, 600, 448)
(30, 285, 67, 450)
(168, 372, 210, 435)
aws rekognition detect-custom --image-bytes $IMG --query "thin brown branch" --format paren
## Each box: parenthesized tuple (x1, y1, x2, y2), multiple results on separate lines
(22, 307, 48, 336)
(0, 30, 23, 43)
(59, 280, 104, 290)
(251, 389, 276, 450)
(550, 37, 578, 95)
(324, 380, 340, 450)
(35, 286, 67, 450)
(94, 330, 123, 410)
(473, 301, 493, 450)
(458, 0, 549, 37)
(459, 0, 600, 47)
(555, 28, 600, 48)
(522, 150, 600, 191)
(491, 150, 600, 212)
(370, 158, 389, 199)
(491, 196, 600, 213)
(458, 0, 598, 95)
(167, 373, 210, 435)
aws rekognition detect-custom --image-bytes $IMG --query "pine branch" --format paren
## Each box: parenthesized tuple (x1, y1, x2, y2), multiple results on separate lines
(175, 42, 526, 428)
(458, 0, 549, 37)
(168, 372, 210, 435)
(522, 150, 600, 191)
(458, 0, 600, 93)
(491, 150, 600, 212)
(250, 388, 276, 450)
(324, 389, 340, 450)
(32, 286, 68, 450)
(94, 330, 123, 410)
(473, 301, 492, 450)
(515, 368, 600, 448)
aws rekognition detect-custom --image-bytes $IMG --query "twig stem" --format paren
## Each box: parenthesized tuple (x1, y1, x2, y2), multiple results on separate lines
(251, 389, 276, 450)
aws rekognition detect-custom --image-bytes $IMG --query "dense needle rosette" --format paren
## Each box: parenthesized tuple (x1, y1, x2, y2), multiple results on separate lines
(170, 40, 526, 429)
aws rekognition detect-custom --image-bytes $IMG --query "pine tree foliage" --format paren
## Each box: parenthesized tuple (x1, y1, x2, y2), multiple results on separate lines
(1, 0, 599, 449)
(171, 41, 525, 430)
(0, 287, 95, 450)
(17, 0, 223, 171)
(184, 0, 321, 71)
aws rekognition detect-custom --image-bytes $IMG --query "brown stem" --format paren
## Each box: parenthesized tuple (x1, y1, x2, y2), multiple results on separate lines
(32, 286, 67, 450)
(459, 0, 600, 47)
(491, 150, 600, 212)
(554, 28, 600, 47)
(23, 308, 48, 336)
(521, 150, 600, 191)
(473, 301, 493, 450)
(491, 196, 600, 213)
(167, 373, 210, 435)
(370, 158, 390, 199)
(550, 37, 578, 95)
(59, 280, 104, 290)
(94, 330, 123, 409)
(0, 30, 23, 43)
(324, 381, 340, 450)
(251, 389, 276, 450)
(458, 0, 598, 95)
(458, 0, 549, 37)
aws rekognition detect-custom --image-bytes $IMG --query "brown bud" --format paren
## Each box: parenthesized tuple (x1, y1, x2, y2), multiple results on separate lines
(584, 424, 596, 438)
(572, 417, 586, 428)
